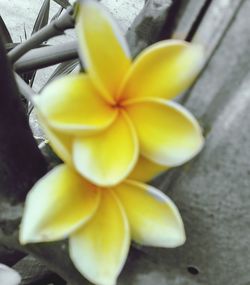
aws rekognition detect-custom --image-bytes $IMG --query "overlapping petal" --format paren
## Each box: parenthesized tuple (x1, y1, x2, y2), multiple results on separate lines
(20, 165, 100, 244)
(128, 155, 168, 182)
(76, 0, 131, 102)
(126, 98, 203, 167)
(69, 189, 129, 285)
(73, 111, 138, 186)
(114, 180, 185, 247)
(119, 40, 204, 101)
(37, 113, 73, 165)
(35, 74, 117, 135)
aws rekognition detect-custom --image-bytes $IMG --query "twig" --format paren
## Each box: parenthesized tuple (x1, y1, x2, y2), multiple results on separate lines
(8, 7, 75, 63)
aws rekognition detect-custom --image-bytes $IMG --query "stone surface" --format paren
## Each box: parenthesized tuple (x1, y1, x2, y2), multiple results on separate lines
(146, 1, 250, 284)
(126, 0, 172, 57)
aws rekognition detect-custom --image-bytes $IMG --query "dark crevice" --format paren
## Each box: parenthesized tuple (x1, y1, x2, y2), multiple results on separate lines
(187, 265, 200, 275)
(29, 273, 67, 285)
(186, 0, 213, 41)
(181, 0, 244, 105)
(158, 0, 184, 40)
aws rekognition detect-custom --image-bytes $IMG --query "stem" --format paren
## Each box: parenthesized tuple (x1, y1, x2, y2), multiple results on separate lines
(8, 7, 75, 63)
(15, 41, 78, 73)
(15, 73, 36, 103)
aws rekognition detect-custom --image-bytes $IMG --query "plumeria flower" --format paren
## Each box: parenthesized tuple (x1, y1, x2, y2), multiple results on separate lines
(34, 0, 204, 187)
(20, 164, 185, 285)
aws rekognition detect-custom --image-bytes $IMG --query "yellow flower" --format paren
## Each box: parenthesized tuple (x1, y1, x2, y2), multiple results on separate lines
(34, 0, 204, 187)
(20, 164, 185, 285)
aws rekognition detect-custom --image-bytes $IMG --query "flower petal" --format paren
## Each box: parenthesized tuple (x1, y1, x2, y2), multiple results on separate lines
(128, 155, 168, 182)
(119, 40, 204, 101)
(35, 74, 117, 135)
(114, 180, 185, 247)
(37, 113, 73, 165)
(126, 98, 203, 167)
(20, 164, 100, 244)
(0, 264, 21, 285)
(69, 189, 129, 285)
(76, 0, 131, 102)
(73, 111, 138, 186)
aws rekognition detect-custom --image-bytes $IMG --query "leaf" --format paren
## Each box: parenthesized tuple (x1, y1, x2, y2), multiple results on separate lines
(0, 15, 12, 44)
(23, 23, 28, 40)
(29, 71, 37, 87)
(46, 59, 79, 84)
(31, 0, 50, 35)
(27, 0, 50, 88)
(52, 0, 71, 9)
